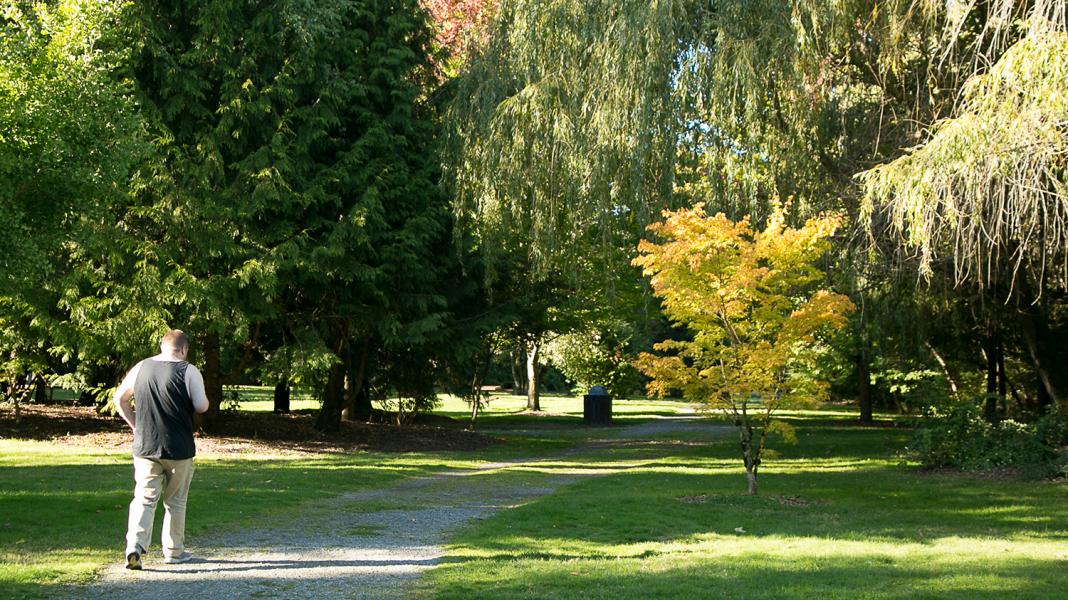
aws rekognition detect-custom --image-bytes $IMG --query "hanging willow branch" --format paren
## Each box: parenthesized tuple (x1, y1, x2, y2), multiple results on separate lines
(860, 25, 1068, 293)
(441, 0, 687, 278)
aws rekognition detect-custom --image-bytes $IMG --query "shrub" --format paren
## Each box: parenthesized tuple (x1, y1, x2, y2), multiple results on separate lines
(544, 328, 642, 398)
(911, 402, 1068, 477)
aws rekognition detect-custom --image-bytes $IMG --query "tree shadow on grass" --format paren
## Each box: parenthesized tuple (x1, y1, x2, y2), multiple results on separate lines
(450, 467, 1068, 553)
(429, 458, 1066, 599)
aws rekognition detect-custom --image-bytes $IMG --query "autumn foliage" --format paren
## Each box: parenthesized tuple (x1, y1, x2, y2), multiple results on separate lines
(634, 204, 853, 494)
(422, 0, 495, 76)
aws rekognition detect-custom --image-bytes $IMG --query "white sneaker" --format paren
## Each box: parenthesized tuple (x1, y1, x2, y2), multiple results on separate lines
(163, 551, 193, 564)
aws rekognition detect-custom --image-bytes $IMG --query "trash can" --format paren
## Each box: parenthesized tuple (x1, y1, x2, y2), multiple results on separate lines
(583, 385, 612, 426)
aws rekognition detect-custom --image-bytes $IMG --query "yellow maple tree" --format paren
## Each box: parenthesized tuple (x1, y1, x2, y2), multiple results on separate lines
(634, 203, 854, 494)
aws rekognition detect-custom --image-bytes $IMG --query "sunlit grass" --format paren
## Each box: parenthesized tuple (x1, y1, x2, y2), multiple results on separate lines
(6, 404, 1064, 599)
(424, 538, 1065, 599)
(227, 388, 694, 418)
(433, 393, 694, 417)
(233, 398, 322, 412)
(418, 419, 1068, 599)
(225, 385, 320, 412)
(0, 437, 546, 599)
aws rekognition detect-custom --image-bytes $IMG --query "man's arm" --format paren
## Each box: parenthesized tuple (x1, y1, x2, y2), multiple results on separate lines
(112, 361, 142, 430)
(185, 364, 210, 414)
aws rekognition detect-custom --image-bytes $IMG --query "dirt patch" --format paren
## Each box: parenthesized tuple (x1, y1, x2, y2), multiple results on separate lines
(782, 418, 913, 428)
(676, 492, 827, 507)
(0, 403, 501, 455)
(514, 409, 571, 417)
(773, 494, 828, 507)
(915, 465, 1036, 482)
(677, 493, 716, 504)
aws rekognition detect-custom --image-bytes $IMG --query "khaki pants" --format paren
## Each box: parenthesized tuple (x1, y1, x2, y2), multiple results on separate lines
(126, 456, 195, 558)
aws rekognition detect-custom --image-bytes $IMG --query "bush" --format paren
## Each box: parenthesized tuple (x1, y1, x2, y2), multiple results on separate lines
(911, 402, 1068, 477)
(544, 329, 643, 398)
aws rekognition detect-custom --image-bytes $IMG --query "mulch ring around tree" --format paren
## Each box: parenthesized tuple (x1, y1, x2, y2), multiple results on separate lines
(0, 403, 501, 455)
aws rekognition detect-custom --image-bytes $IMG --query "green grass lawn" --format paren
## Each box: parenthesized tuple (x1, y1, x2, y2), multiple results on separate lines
(436, 393, 695, 433)
(417, 418, 1068, 599)
(0, 392, 680, 598)
(3, 397, 1065, 599)
(223, 385, 321, 412)
(0, 441, 489, 599)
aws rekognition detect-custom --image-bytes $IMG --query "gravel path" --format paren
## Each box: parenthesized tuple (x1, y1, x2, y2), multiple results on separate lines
(72, 416, 728, 599)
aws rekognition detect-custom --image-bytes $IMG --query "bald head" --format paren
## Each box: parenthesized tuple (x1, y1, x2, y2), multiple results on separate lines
(160, 329, 189, 357)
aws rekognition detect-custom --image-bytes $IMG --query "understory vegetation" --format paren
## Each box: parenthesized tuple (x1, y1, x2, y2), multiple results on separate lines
(912, 402, 1068, 478)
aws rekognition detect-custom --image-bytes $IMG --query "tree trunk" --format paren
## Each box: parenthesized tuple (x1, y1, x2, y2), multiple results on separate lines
(200, 332, 223, 423)
(1015, 280, 1067, 412)
(511, 345, 527, 395)
(273, 379, 290, 413)
(469, 391, 481, 430)
(1017, 306, 1065, 413)
(33, 373, 48, 404)
(856, 351, 872, 423)
(739, 423, 759, 495)
(997, 343, 1007, 411)
(526, 339, 541, 411)
(9, 378, 21, 426)
(926, 342, 960, 401)
(983, 335, 1000, 423)
(314, 359, 347, 432)
(351, 381, 372, 421)
(468, 342, 493, 431)
(342, 339, 371, 421)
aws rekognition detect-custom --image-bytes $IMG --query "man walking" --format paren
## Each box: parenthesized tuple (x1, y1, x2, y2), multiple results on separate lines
(113, 330, 210, 569)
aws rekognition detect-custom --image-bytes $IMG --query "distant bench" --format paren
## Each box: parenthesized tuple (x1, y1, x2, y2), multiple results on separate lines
(476, 385, 507, 403)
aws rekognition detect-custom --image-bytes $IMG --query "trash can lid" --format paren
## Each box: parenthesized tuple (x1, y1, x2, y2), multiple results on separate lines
(588, 385, 608, 396)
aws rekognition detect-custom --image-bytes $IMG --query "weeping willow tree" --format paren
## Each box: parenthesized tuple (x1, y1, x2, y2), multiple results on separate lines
(861, 26, 1068, 291)
(669, 0, 973, 422)
(444, 0, 1067, 413)
(441, 0, 690, 409)
(671, 0, 1068, 418)
(673, 0, 948, 224)
(443, 0, 962, 413)
(444, 0, 686, 267)
(861, 14, 1068, 409)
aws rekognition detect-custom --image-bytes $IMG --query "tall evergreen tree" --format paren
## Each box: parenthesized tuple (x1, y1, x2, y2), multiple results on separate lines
(100, 0, 449, 427)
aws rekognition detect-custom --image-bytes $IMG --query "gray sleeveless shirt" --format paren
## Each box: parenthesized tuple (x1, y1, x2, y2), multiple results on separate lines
(132, 360, 196, 459)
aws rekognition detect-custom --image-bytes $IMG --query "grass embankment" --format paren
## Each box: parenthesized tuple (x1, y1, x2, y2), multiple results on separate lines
(419, 415, 1068, 599)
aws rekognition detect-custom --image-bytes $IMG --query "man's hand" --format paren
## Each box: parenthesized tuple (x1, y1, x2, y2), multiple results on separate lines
(113, 362, 141, 430)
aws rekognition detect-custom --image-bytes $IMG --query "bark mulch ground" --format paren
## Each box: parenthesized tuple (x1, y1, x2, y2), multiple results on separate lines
(0, 403, 500, 455)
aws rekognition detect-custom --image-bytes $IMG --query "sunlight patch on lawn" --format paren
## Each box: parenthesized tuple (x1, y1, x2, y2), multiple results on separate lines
(429, 533, 1065, 599)
(0, 440, 127, 466)
(446, 531, 1068, 561)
